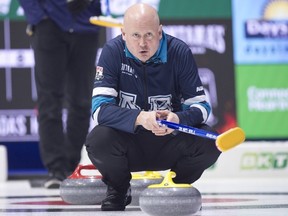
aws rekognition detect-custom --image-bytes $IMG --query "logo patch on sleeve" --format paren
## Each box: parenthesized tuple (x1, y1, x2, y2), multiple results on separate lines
(95, 66, 104, 80)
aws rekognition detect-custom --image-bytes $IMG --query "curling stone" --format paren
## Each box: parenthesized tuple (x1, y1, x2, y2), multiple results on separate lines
(130, 171, 163, 206)
(139, 171, 202, 216)
(60, 164, 106, 205)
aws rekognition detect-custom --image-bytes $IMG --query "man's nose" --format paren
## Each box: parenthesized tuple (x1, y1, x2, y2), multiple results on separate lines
(139, 37, 147, 47)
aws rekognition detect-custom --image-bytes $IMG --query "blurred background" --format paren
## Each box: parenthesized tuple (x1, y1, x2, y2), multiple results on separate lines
(0, 0, 287, 179)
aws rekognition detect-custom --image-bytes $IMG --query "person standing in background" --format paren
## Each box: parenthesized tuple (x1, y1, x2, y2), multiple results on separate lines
(18, 0, 102, 189)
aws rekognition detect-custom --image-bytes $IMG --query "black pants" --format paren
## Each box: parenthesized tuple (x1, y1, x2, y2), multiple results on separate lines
(85, 125, 221, 190)
(31, 19, 99, 174)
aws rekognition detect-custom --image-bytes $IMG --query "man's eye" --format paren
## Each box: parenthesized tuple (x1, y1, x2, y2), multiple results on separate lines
(132, 34, 140, 38)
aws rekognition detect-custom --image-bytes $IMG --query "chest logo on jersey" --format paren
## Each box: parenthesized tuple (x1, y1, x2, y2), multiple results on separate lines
(121, 63, 137, 78)
(95, 66, 104, 80)
(149, 95, 172, 111)
(119, 91, 172, 111)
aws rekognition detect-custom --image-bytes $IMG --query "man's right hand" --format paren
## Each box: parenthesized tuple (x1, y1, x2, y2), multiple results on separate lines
(135, 111, 171, 136)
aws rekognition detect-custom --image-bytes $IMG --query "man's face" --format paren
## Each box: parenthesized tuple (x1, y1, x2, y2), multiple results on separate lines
(122, 21, 162, 63)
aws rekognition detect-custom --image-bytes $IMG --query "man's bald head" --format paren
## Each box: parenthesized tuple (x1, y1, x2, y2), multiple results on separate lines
(123, 3, 160, 28)
(121, 3, 162, 63)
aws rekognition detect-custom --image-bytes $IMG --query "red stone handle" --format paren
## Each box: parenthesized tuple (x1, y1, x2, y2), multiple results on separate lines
(69, 164, 102, 179)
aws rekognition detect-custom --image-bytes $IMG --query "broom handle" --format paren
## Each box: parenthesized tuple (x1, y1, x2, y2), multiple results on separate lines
(158, 120, 218, 140)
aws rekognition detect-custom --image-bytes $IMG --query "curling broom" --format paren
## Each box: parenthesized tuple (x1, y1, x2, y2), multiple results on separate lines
(158, 120, 245, 152)
(90, 0, 123, 28)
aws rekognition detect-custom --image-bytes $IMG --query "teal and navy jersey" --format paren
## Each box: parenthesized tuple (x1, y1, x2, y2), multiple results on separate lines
(92, 32, 211, 133)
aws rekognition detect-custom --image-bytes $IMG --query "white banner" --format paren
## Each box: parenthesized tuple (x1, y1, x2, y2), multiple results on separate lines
(0, 49, 34, 68)
(202, 141, 288, 179)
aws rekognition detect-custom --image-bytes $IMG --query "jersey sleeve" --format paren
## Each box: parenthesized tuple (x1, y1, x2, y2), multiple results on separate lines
(92, 39, 141, 133)
(174, 43, 211, 126)
(18, 0, 46, 25)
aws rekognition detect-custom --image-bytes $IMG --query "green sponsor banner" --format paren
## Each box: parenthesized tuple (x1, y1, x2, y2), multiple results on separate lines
(158, 0, 231, 19)
(236, 65, 288, 139)
(1, 0, 231, 20)
(0, 0, 24, 20)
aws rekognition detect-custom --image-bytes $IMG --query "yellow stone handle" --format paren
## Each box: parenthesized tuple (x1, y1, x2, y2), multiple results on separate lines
(148, 171, 192, 188)
(132, 171, 163, 179)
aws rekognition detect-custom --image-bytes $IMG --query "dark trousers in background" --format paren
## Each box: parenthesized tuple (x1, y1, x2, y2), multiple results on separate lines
(31, 19, 99, 174)
(86, 125, 221, 190)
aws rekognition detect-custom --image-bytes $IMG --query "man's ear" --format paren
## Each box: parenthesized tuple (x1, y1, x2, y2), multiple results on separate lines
(159, 25, 163, 40)
(121, 28, 126, 41)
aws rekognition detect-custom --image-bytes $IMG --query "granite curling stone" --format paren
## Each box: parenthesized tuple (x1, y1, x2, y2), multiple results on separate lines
(60, 164, 106, 205)
(139, 171, 202, 216)
(130, 171, 163, 206)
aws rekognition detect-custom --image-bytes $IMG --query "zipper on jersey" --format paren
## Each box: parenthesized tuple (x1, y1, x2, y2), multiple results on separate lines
(142, 65, 149, 111)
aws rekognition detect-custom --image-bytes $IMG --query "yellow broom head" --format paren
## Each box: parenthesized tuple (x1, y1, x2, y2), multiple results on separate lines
(90, 16, 123, 28)
(216, 127, 246, 152)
